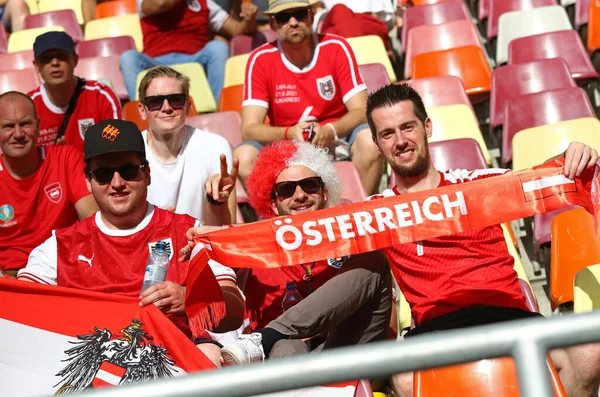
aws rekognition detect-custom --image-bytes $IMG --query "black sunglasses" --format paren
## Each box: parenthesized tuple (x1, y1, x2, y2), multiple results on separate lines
(90, 164, 147, 185)
(143, 94, 187, 111)
(273, 176, 323, 199)
(274, 8, 309, 25)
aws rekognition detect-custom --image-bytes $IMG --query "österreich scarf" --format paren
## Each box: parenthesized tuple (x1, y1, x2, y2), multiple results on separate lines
(186, 159, 599, 337)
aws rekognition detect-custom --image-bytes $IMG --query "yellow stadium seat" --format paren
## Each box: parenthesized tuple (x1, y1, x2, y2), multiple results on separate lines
(135, 63, 217, 113)
(397, 288, 412, 332)
(7, 26, 65, 53)
(38, 0, 84, 24)
(512, 118, 600, 171)
(347, 35, 396, 82)
(24, 0, 39, 14)
(224, 53, 249, 88)
(426, 104, 491, 164)
(84, 14, 143, 52)
(574, 264, 600, 313)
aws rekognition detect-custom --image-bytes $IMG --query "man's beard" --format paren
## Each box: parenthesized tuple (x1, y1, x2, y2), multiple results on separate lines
(391, 150, 430, 178)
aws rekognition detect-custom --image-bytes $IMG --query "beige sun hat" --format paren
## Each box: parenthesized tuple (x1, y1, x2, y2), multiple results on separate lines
(261, 0, 312, 15)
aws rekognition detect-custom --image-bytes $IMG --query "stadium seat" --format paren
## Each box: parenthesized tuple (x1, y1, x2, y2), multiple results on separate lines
(7, 26, 65, 53)
(0, 23, 6, 53)
(96, 0, 136, 19)
(38, 0, 84, 24)
(346, 35, 396, 82)
(0, 50, 35, 72)
(414, 357, 567, 396)
(358, 63, 391, 95)
(490, 58, 576, 134)
(520, 279, 540, 313)
(24, 10, 83, 43)
(533, 206, 579, 251)
(0, 68, 40, 94)
(77, 36, 137, 58)
(24, 0, 39, 14)
(412, 0, 462, 4)
(588, 0, 600, 58)
(124, 98, 198, 132)
(411, 45, 492, 103)
(551, 207, 600, 310)
(512, 117, 600, 171)
(230, 30, 278, 56)
(574, 264, 600, 313)
(401, 1, 470, 53)
(84, 14, 144, 52)
(219, 84, 244, 113)
(496, 5, 572, 65)
(74, 55, 128, 99)
(479, 0, 490, 23)
(332, 161, 368, 203)
(224, 53, 249, 88)
(488, 0, 558, 41)
(136, 63, 217, 113)
(185, 112, 243, 149)
(426, 104, 491, 164)
(407, 76, 474, 112)
(508, 30, 599, 84)
(576, 0, 593, 33)
(502, 87, 595, 166)
(405, 20, 484, 78)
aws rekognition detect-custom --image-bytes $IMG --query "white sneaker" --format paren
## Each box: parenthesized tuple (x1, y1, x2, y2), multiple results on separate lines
(221, 333, 265, 366)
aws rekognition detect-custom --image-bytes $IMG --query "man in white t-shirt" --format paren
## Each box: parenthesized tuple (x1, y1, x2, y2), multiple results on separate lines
(18, 119, 245, 367)
(137, 66, 237, 225)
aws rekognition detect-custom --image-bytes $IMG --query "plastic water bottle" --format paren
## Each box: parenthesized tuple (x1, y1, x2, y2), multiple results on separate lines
(281, 281, 303, 311)
(141, 241, 170, 293)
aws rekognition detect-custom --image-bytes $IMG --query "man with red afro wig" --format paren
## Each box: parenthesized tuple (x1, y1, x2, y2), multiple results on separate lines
(220, 140, 393, 365)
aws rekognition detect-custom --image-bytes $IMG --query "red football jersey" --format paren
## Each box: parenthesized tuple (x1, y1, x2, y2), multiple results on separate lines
(137, 0, 229, 57)
(29, 80, 122, 152)
(243, 34, 367, 127)
(244, 259, 343, 330)
(0, 146, 89, 271)
(371, 169, 528, 326)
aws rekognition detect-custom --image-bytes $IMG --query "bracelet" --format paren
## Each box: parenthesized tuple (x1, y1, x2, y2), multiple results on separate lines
(284, 126, 290, 140)
(206, 194, 226, 206)
(326, 123, 338, 140)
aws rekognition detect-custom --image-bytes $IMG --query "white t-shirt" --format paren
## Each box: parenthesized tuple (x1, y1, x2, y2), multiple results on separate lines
(322, 0, 395, 13)
(143, 126, 233, 221)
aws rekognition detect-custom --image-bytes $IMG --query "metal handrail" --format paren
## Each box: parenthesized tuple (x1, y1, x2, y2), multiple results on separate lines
(80, 311, 600, 397)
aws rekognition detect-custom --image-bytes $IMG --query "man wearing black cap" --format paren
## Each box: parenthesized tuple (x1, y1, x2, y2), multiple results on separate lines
(29, 31, 121, 153)
(18, 119, 245, 367)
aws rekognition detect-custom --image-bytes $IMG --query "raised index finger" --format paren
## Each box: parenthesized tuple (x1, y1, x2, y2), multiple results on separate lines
(219, 154, 229, 176)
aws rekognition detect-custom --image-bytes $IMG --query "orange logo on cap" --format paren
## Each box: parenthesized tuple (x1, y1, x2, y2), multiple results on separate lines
(102, 125, 120, 141)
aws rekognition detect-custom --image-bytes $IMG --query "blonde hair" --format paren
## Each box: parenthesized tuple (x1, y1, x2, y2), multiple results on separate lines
(137, 66, 191, 101)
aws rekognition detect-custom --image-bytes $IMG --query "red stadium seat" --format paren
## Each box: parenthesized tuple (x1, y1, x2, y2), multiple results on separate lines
(520, 279, 540, 313)
(74, 55, 128, 99)
(407, 76, 474, 111)
(77, 36, 137, 58)
(490, 58, 576, 133)
(502, 87, 594, 166)
(230, 30, 278, 57)
(0, 68, 39, 94)
(0, 50, 35, 72)
(488, 0, 558, 40)
(508, 30, 599, 84)
(0, 23, 6, 53)
(332, 161, 368, 203)
(576, 0, 593, 32)
(405, 20, 483, 78)
(359, 63, 391, 95)
(411, 45, 492, 103)
(479, 0, 490, 22)
(412, 0, 461, 4)
(96, 0, 136, 19)
(186, 112, 243, 149)
(401, 1, 470, 53)
(24, 10, 84, 43)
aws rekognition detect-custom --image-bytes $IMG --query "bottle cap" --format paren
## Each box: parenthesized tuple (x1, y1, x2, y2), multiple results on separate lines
(155, 241, 167, 251)
(285, 281, 297, 289)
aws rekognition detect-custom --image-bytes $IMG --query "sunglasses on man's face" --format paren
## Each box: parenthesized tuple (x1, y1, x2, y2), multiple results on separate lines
(274, 8, 309, 25)
(273, 176, 323, 199)
(143, 94, 187, 112)
(90, 164, 147, 185)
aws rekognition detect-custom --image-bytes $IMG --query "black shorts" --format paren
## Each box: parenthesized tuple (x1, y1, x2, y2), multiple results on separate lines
(405, 305, 543, 338)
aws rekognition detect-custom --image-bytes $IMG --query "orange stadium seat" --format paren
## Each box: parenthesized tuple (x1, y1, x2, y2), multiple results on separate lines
(0, 50, 35, 72)
(415, 357, 566, 396)
(24, 10, 84, 43)
(185, 112, 242, 149)
(77, 36, 137, 58)
(219, 84, 244, 113)
(588, 0, 600, 58)
(124, 99, 198, 132)
(332, 161, 367, 203)
(411, 45, 492, 104)
(407, 76, 474, 112)
(74, 55, 128, 99)
(0, 68, 39, 94)
(550, 207, 600, 310)
(96, 0, 136, 19)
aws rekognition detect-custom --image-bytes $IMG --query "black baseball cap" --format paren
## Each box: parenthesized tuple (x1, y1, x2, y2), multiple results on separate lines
(84, 119, 146, 161)
(33, 31, 76, 59)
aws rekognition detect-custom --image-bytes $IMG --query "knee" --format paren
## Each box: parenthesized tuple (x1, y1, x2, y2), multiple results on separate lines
(391, 372, 413, 397)
(204, 40, 230, 61)
(119, 50, 143, 71)
(352, 128, 381, 162)
(9, 0, 28, 13)
(233, 144, 259, 181)
(196, 342, 223, 368)
(567, 343, 600, 385)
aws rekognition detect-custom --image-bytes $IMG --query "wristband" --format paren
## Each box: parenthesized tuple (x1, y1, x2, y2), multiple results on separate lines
(326, 123, 338, 140)
(284, 126, 290, 140)
(206, 194, 226, 206)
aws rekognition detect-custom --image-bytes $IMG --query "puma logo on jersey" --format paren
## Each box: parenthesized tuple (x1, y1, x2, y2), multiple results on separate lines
(77, 254, 94, 267)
